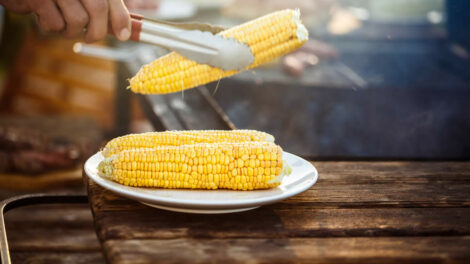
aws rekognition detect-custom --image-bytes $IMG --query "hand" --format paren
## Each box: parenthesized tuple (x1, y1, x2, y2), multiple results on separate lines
(0, 0, 131, 42)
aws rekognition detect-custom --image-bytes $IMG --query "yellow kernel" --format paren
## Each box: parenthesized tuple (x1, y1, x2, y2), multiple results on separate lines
(271, 152, 277, 160)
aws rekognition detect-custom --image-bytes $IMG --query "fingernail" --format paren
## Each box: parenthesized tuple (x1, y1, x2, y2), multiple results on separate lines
(120, 28, 130, 41)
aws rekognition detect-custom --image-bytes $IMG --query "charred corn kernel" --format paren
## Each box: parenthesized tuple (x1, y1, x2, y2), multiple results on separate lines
(102, 129, 275, 157)
(130, 9, 308, 94)
(98, 142, 291, 190)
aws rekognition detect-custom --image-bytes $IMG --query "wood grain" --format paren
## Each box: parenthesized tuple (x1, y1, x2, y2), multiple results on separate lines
(11, 252, 104, 264)
(5, 207, 100, 254)
(89, 161, 470, 211)
(87, 161, 470, 263)
(103, 237, 470, 264)
(4, 203, 104, 263)
(94, 207, 470, 240)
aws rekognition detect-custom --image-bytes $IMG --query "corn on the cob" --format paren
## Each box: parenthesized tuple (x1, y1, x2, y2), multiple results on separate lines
(98, 141, 291, 190)
(101, 129, 275, 158)
(130, 9, 308, 94)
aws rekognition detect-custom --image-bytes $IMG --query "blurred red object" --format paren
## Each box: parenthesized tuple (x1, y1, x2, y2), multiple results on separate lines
(282, 39, 338, 76)
(0, 115, 102, 174)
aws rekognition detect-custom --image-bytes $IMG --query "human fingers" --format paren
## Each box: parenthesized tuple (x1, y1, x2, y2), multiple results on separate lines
(31, 0, 65, 33)
(81, 0, 108, 42)
(108, 0, 131, 41)
(56, 0, 89, 37)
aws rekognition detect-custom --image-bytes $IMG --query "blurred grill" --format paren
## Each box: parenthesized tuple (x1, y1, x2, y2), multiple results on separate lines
(126, 17, 469, 160)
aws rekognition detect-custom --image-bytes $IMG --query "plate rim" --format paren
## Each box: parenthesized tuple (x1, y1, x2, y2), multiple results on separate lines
(85, 151, 318, 209)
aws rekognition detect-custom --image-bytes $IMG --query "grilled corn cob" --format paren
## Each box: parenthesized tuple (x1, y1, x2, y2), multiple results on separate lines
(98, 141, 291, 190)
(101, 129, 274, 158)
(130, 9, 308, 94)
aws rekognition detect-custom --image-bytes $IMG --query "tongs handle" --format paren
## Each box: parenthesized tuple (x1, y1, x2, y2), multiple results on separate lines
(129, 13, 144, 42)
(111, 13, 254, 71)
(125, 13, 222, 58)
(130, 13, 144, 20)
(127, 12, 225, 42)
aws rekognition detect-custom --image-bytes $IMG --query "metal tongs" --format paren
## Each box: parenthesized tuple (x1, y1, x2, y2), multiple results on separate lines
(127, 13, 254, 71)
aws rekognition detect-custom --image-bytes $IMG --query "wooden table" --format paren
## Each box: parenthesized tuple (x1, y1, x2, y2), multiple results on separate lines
(87, 161, 470, 263)
(2, 187, 104, 264)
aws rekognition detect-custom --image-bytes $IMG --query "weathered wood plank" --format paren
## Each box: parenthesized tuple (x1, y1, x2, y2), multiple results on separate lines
(4, 204, 100, 252)
(7, 228, 100, 251)
(283, 183, 470, 208)
(88, 172, 470, 212)
(103, 237, 470, 264)
(94, 207, 470, 240)
(11, 252, 104, 264)
(88, 180, 147, 212)
(5, 205, 93, 228)
(314, 161, 470, 184)
(89, 181, 470, 211)
(87, 161, 470, 263)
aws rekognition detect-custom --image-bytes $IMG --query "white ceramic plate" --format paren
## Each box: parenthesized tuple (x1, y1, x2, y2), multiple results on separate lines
(84, 151, 318, 214)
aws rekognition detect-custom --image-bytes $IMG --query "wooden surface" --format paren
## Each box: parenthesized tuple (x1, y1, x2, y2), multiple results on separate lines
(87, 161, 470, 264)
(5, 204, 103, 264)
(1, 186, 105, 264)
